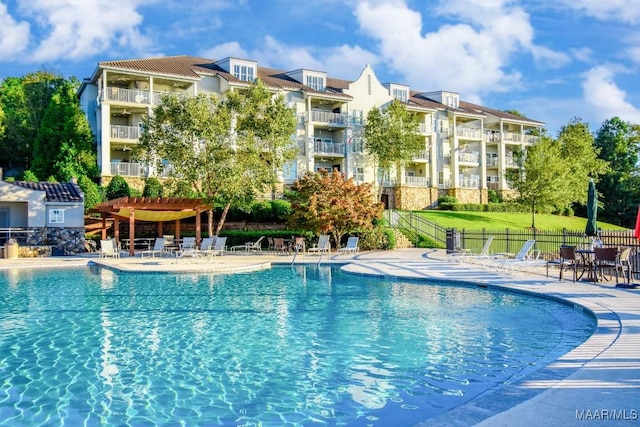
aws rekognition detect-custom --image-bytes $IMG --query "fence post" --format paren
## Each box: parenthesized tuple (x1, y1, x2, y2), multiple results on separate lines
(446, 228, 457, 254)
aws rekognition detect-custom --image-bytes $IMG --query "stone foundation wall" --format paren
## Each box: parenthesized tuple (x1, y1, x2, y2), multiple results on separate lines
(394, 187, 440, 210)
(449, 188, 489, 204)
(24, 227, 86, 255)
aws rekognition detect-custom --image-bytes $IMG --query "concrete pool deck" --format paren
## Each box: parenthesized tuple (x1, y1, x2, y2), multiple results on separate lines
(1, 248, 638, 426)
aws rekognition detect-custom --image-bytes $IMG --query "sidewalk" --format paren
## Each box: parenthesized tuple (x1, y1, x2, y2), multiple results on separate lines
(1, 248, 639, 426)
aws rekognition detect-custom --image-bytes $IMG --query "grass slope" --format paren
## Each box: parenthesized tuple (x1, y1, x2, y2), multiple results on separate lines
(415, 211, 628, 231)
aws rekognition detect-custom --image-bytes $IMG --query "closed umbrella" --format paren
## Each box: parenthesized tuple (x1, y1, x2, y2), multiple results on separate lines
(585, 179, 598, 237)
(635, 205, 640, 240)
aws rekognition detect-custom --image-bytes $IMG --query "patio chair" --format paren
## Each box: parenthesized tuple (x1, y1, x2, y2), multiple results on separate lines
(230, 236, 265, 252)
(292, 236, 306, 253)
(99, 239, 120, 259)
(618, 247, 633, 283)
(308, 235, 331, 255)
(594, 247, 624, 283)
(196, 237, 215, 256)
(448, 236, 494, 264)
(140, 237, 166, 258)
(205, 236, 227, 257)
(273, 237, 289, 254)
(546, 245, 578, 282)
(337, 237, 359, 255)
(488, 239, 540, 272)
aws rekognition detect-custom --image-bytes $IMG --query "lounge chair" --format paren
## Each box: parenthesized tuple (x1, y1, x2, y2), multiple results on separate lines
(337, 237, 359, 255)
(197, 237, 215, 256)
(488, 239, 540, 272)
(308, 235, 331, 254)
(140, 238, 166, 258)
(448, 236, 494, 264)
(230, 236, 265, 252)
(99, 239, 120, 259)
(201, 236, 227, 258)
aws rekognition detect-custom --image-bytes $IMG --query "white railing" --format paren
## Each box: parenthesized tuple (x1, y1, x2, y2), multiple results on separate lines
(459, 176, 480, 188)
(110, 125, 140, 140)
(455, 127, 482, 139)
(310, 110, 351, 126)
(505, 156, 518, 167)
(105, 87, 150, 104)
(485, 131, 501, 142)
(314, 141, 345, 154)
(438, 180, 451, 189)
(110, 162, 145, 177)
(405, 176, 431, 187)
(414, 150, 430, 161)
(486, 155, 499, 166)
(523, 134, 540, 144)
(418, 123, 432, 135)
(458, 152, 480, 163)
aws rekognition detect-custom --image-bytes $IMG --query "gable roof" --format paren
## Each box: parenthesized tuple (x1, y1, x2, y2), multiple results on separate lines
(459, 101, 544, 125)
(11, 181, 84, 203)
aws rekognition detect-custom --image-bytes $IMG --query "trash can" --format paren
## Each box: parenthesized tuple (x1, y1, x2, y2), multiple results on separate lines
(4, 239, 19, 259)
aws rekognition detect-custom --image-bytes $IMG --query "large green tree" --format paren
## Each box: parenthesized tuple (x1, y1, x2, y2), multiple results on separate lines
(363, 100, 424, 198)
(31, 79, 98, 181)
(137, 81, 298, 235)
(286, 170, 383, 247)
(594, 117, 640, 226)
(0, 71, 65, 172)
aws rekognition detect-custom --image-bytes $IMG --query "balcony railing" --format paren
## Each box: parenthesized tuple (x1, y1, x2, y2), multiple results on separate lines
(110, 125, 140, 140)
(405, 176, 431, 187)
(314, 141, 345, 155)
(438, 180, 452, 189)
(486, 155, 499, 166)
(459, 176, 480, 188)
(310, 110, 351, 127)
(105, 87, 150, 104)
(505, 156, 518, 167)
(458, 152, 480, 163)
(418, 123, 432, 135)
(111, 162, 145, 177)
(414, 150, 430, 161)
(455, 127, 482, 139)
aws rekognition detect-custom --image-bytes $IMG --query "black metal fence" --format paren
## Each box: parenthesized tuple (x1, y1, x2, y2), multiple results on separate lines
(385, 210, 640, 277)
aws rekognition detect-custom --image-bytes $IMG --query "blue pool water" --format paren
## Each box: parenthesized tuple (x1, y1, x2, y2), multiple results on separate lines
(0, 265, 595, 426)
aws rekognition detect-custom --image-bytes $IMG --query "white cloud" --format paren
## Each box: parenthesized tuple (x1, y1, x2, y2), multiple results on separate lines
(353, 0, 567, 97)
(16, 0, 153, 62)
(200, 41, 248, 61)
(560, 0, 640, 23)
(581, 64, 640, 124)
(0, 3, 30, 60)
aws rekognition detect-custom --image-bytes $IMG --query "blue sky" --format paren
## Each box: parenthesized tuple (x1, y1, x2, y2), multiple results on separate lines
(0, 0, 639, 136)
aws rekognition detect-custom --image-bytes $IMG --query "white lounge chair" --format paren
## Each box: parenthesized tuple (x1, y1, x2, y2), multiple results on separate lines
(337, 237, 359, 255)
(175, 237, 199, 261)
(201, 236, 227, 258)
(141, 238, 166, 258)
(448, 236, 494, 264)
(99, 239, 120, 259)
(230, 236, 265, 252)
(489, 239, 541, 272)
(308, 235, 331, 254)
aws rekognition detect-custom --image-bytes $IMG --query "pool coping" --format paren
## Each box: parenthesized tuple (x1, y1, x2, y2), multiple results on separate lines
(1, 248, 639, 426)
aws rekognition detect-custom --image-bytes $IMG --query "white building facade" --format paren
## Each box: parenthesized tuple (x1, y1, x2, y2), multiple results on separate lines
(78, 55, 543, 210)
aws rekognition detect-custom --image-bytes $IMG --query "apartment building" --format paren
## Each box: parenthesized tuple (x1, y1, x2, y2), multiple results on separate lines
(78, 55, 543, 210)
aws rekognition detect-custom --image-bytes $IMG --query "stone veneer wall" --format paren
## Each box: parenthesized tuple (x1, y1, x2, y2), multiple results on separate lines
(24, 227, 86, 255)
(394, 187, 440, 210)
(449, 188, 489, 204)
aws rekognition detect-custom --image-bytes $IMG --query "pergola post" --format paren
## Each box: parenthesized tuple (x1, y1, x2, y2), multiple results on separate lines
(101, 215, 107, 240)
(128, 209, 135, 257)
(195, 208, 201, 246)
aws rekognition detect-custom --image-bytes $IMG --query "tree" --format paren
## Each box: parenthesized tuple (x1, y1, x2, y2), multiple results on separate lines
(506, 137, 572, 229)
(142, 177, 164, 198)
(78, 175, 103, 214)
(105, 175, 131, 200)
(363, 100, 424, 199)
(594, 117, 640, 226)
(0, 71, 65, 171)
(286, 170, 383, 248)
(137, 81, 298, 236)
(32, 79, 98, 182)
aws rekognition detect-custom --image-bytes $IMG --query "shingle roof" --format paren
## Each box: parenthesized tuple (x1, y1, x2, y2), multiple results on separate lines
(459, 101, 544, 125)
(11, 182, 84, 203)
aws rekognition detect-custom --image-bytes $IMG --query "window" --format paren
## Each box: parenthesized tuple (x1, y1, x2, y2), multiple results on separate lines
(306, 75, 325, 91)
(233, 64, 255, 82)
(353, 167, 364, 182)
(49, 209, 65, 224)
(392, 88, 408, 102)
(350, 137, 364, 153)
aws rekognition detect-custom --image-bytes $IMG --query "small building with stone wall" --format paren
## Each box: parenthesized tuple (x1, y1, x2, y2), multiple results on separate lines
(0, 180, 85, 255)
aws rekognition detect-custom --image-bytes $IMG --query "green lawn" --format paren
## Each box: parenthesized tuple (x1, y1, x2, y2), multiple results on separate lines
(414, 211, 629, 231)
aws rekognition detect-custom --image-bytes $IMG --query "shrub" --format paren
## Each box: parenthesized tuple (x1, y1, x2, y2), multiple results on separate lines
(105, 175, 131, 200)
(488, 189, 502, 203)
(563, 206, 574, 217)
(251, 201, 273, 222)
(438, 195, 457, 205)
(271, 199, 292, 222)
(358, 226, 393, 250)
(143, 177, 163, 198)
(77, 175, 103, 213)
(20, 170, 39, 182)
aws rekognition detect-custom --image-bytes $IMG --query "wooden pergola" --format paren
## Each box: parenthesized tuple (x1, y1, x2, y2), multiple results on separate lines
(90, 196, 211, 256)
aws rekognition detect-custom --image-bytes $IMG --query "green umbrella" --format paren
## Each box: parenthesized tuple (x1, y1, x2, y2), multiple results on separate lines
(585, 179, 598, 237)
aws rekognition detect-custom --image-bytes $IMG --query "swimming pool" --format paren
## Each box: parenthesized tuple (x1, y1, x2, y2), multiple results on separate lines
(0, 265, 595, 426)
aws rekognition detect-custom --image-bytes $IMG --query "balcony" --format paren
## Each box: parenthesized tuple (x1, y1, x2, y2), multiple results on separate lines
(413, 150, 430, 161)
(455, 127, 482, 139)
(105, 87, 150, 104)
(111, 162, 145, 177)
(404, 176, 431, 187)
(505, 156, 519, 167)
(110, 125, 140, 141)
(458, 152, 480, 164)
(486, 155, 499, 167)
(314, 141, 345, 156)
(418, 123, 432, 135)
(309, 109, 351, 127)
(459, 176, 480, 188)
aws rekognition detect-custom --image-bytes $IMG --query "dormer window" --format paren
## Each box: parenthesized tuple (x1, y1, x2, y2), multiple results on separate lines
(306, 75, 325, 91)
(392, 88, 408, 102)
(233, 64, 255, 82)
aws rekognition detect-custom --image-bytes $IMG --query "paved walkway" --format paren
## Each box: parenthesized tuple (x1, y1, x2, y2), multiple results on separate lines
(1, 248, 639, 426)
